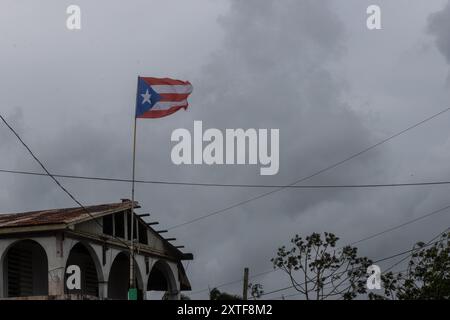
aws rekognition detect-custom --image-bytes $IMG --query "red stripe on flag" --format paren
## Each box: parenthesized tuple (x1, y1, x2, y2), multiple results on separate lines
(159, 93, 191, 102)
(137, 105, 188, 119)
(141, 77, 191, 86)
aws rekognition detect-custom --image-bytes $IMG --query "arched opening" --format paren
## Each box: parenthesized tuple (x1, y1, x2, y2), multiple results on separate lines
(147, 260, 176, 300)
(3, 240, 48, 297)
(107, 252, 143, 300)
(64, 242, 100, 297)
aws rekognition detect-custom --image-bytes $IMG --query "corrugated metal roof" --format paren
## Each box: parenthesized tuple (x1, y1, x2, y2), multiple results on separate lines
(0, 202, 133, 228)
(0, 201, 193, 263)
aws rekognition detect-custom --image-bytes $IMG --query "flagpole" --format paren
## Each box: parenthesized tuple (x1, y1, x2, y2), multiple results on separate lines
(129, 84, 138, 299)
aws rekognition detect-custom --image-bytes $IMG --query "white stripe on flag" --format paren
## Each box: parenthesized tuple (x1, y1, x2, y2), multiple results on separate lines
(152, 100, 188, 110)
(152, 85, 193, 94)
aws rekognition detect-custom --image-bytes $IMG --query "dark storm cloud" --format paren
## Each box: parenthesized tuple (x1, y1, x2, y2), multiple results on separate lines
(177, 0, 392, 295)
(428, 1, 450, 64)
(1, 0, 449, 299)
(169, 0, 450, 297)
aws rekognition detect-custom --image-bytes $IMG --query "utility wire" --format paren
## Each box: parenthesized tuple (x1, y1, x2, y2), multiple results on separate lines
(348, 205, 450, 247)
(313, 227, 449, 300)
(0, 115, 131, 249)
(272, 268, 408, 300)
(3, 108, 449, 295)
(329, 227, 450, 301)
(168, 107, 450, 230)
(195, 203, 450, 297)
(189, 269, 277, 296)
(3, 168, 450, 189)
(382, 226, 450, 274)
(253, 236, 446, 299)
(2, 107, 449, 232)
(334, 227, 450, 300)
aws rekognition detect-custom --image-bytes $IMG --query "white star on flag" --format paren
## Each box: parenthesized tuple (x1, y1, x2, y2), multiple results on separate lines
(141, 89, 152, 105)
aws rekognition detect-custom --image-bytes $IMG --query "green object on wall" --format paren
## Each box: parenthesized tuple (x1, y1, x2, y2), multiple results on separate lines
(128, 288, 138, 300)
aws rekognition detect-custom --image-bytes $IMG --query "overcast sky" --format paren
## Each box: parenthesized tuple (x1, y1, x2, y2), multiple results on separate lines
(1, 0, 450, 299)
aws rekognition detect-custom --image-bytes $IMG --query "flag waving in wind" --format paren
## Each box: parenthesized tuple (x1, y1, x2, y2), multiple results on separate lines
(129, 76, 193, 294)
(135, 77, 193, 119)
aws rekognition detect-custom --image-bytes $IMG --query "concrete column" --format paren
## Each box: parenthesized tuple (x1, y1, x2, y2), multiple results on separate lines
(0, 239, 16, 298)
(99, 281, 108, 300)
(0, 258, 3, 298)
(48, 266, 65, 296)
(103, 248, 122, 300)
(87, 242, 107, 300)
(167, 261, 181, 300)
(47, 235, 66, 297)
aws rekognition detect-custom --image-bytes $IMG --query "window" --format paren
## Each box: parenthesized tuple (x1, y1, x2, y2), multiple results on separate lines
(103, 215, 113, 236)
(5, 240, 48, 297)
(138, 222, 148, 245)
(114, 212, 125, 238)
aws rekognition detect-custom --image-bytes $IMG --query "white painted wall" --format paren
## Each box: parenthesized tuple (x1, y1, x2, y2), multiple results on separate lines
(0, 233, 181, 300)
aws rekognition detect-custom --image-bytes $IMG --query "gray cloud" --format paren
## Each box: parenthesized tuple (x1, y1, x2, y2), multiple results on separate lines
(1, 0, 449, 299)
(428, 1, 450, 64)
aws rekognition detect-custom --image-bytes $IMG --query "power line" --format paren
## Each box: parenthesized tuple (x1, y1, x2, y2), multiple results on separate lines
(3, 108, 449, 296)
(348, 205, 450, 247)
(3, 168, 450, 189)
(189, 269, 277, 296)
(2, 108, 449, 232)
(168, 107, 450, 230)
(331, 227, 450, 301)
(254, 236, 446, 299)
(382, 226, 450, 274)
(319, 228, 450, 300)
(194, 203, 450, 297)
(334, 227, 450, 300)
(298, 227, 450, 300)
(0, 114, 131, 249)
(273, 268, 409, 300)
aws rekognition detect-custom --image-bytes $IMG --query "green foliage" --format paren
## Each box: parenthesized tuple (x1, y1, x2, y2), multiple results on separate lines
(162, 292, 191, 300)
(180, 293, 191, 300)
(369, 232, 450, 300)
(208, 283, 263, 300)
(271, 232, 372, 300)
(248, 283, 264, 299)
(209, 288, 242, 300)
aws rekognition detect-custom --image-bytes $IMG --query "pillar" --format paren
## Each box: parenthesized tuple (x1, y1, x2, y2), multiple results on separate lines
(47, 234, 66, 297)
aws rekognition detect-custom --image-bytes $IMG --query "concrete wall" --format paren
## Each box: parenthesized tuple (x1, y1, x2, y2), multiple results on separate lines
(76, 217, 167, 253)
(0, 239, 48, 296)
(0, 234, 181, 300)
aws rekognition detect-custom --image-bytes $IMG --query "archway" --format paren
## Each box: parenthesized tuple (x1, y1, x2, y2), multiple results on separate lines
(2, 240, 48, 297)
(65, 242, 101, 297)
(107, 252, 143, 300)
(147, 260, 177, 300)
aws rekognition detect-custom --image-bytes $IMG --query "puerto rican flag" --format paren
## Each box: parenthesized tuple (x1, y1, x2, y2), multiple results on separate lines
(135, 77, 193, 119)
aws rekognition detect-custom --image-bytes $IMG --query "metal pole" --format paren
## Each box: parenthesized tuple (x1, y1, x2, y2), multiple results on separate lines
(129, 112, 137, 296)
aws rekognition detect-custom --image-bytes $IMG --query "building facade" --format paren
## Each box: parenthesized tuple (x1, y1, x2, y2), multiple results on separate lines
(0, 200, 192, 300)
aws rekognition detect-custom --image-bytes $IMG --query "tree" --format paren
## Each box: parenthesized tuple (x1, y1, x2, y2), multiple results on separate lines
(271, 232, 372, 300)
(162, 292, 191, 300)
(248, 283, 264, 300)
(369, 232, 450, 300)
(208, 284, 263, 300)
(209, 288, 242, 300)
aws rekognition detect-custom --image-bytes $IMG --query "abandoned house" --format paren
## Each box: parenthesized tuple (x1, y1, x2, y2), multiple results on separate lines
(0, 199, 193, 300)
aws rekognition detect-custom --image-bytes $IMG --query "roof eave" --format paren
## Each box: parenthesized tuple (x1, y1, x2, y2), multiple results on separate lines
(65, 204, 138, 227)
(0, 223, 67, 235)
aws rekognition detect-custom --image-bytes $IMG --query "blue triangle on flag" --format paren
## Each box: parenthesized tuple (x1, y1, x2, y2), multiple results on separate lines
(135, 78, 161, 117)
